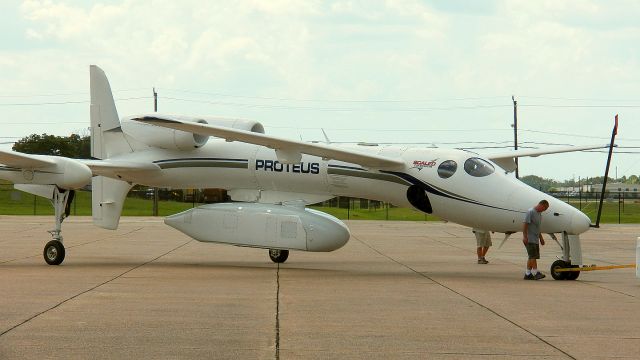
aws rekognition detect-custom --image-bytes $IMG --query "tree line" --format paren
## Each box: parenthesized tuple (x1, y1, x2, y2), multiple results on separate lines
(12, 134, 90, 159)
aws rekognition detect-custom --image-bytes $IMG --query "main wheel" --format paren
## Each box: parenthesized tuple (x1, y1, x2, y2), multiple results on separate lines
(550, 260, 568, 280)
(269, 249, 289, 263)
(43, 240, 65, 265)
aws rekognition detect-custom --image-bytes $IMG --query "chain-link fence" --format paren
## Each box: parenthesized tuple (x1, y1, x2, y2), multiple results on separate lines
(2, 182, 639, 223)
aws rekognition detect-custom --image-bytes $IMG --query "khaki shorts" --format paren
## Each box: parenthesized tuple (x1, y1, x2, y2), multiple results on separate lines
(474, 231, 492, 247)
(525, 243, 540, 259)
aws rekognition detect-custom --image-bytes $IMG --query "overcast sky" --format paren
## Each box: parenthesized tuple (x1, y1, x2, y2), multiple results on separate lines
(1, 0, 639, 181)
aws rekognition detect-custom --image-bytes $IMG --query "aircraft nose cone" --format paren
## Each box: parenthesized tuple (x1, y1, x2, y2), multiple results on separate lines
(569, 210, 591, 234)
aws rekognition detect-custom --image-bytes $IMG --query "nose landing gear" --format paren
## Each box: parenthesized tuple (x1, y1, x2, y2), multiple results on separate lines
(550, 259, 580, 280)
(550, 232, 582, 280)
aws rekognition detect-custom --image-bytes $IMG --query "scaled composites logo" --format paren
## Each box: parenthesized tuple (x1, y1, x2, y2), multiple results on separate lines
(410, 159, 438, 171)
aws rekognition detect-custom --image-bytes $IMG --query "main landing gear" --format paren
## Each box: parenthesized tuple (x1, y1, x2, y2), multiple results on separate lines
(43, 187, 74, 265)
(549, 232, 581, 280)
(269, 249, 289, 263)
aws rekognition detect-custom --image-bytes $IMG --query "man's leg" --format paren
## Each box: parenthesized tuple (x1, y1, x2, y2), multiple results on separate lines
(482, 246, 489, 258)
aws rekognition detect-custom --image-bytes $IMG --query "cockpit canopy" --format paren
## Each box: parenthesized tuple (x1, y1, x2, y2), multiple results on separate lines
(463, 157, 495, 177)
(436, 157, 495, 179)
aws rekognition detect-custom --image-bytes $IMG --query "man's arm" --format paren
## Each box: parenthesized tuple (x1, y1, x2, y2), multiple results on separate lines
(539, 234, 545, 246)
(523, 223, 529, 245)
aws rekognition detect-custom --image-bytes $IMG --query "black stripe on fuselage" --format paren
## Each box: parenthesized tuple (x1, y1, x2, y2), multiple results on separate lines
(327, 164, 411, 186)
(153, 158, 249, 169)
(0, 166, 61, 175)
(0, 166, 22, 172)
(326, 164, 522, 213)
(382, 170, 525, 214)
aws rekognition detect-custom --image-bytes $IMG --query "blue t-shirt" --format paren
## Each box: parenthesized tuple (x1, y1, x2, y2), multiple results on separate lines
(524, 208, 542, 244)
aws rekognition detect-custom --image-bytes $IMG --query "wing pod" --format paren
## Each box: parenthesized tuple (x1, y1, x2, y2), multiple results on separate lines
(165, 202, 350, 252)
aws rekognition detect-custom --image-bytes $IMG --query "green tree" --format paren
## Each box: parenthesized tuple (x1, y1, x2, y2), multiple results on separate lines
(12, 133, 90, 158)
(519, 175, 560, 192)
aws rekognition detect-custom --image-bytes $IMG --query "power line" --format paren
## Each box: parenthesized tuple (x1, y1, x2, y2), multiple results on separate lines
(0, 96, 151, 106)
(521, 104, 640, 108)
(520, 95, 640, 102)
(162, 96, 512, 112)
(0, 88, 149, 98)
(1, 122, 86, 125)
(160, 88, 510, 103)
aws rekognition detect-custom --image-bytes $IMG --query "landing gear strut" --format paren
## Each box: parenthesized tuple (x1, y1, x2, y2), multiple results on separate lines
(43, 187, 74, 265)
(269, 249, 289, 263)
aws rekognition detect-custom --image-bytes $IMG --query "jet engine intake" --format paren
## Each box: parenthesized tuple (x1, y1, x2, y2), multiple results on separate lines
(121, 116, 208, 151)
(121, 114, 265, 151)
(406, 185, 432, 214)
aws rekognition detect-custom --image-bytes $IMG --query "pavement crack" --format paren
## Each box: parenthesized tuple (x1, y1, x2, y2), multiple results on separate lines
(352, 234, 578, 360)
(275, 263, 281, 360)
(0, 239, 192, 338)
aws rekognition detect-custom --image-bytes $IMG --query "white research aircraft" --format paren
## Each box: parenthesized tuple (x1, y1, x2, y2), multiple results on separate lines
(0, 66, 610, 280)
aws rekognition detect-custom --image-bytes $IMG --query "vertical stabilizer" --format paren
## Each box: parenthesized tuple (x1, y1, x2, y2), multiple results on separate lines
(90, 65, 132, 159)
(92, 176, 133, 230)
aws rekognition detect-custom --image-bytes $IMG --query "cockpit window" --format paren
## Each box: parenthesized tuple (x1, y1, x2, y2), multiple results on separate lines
(437, 160, 457, 179)
(464, 158, 495, 177)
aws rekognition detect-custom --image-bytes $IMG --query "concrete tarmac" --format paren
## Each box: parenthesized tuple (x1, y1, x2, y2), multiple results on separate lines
(0, 216, 638, 359)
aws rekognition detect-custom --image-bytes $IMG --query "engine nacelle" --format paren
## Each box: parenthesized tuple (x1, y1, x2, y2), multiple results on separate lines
(164, 202, 350, 252)
(121, 114, 265, 151)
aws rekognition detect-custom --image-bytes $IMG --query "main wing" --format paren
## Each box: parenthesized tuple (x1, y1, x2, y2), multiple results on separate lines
(486, 144, 611, 172)
(133, 115, 405, 169)
(0, 149, 56, 168)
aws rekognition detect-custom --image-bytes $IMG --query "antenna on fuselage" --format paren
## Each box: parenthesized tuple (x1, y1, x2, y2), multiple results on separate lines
(592, 114, 619, 228)
(321, 128, 331, 144)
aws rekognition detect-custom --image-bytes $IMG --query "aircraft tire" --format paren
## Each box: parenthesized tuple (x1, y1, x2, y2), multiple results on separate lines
(550, 260, 568, 280)
(565, 265, 580, 280)
(43, 240, 65, 265)
(269, 249, 289, 263)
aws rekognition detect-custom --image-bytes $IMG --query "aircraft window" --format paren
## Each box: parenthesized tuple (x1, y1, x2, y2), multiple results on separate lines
(437, 160, 457, 179)
(464, 158, 495, 177)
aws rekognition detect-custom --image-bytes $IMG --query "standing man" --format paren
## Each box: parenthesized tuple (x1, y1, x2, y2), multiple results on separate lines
(523, 200, 549, 280)
(474, 229, 492, 264)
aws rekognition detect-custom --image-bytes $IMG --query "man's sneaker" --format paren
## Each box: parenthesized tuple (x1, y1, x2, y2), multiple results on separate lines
(478, 258, 489, 264)
(523, 274, 534, 280)
(534, 272, 546, 280)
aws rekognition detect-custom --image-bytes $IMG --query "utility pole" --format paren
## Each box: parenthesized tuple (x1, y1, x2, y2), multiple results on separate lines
(153, 87, 159, 217)
(512, 95, 519, 178)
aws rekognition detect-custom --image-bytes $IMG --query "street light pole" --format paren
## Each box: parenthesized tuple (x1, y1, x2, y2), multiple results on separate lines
(512, 95, 519, 178)
(153, 87, 159, 217)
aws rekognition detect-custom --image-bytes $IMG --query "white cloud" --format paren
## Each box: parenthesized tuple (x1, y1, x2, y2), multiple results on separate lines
(1, 0, 639, 179)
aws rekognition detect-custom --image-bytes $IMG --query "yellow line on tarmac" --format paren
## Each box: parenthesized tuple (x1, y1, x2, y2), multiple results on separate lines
(556, 264, 636, 272)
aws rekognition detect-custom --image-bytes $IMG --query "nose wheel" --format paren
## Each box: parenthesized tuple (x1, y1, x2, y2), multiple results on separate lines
(550, 260, 580, 280)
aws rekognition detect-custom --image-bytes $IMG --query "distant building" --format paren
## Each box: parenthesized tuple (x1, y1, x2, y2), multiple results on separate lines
(591, 182, 640, 194)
